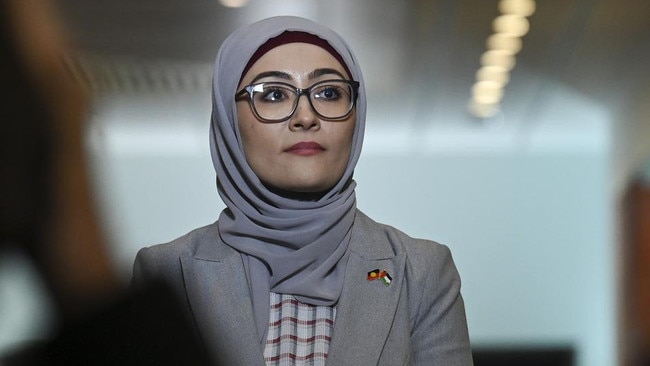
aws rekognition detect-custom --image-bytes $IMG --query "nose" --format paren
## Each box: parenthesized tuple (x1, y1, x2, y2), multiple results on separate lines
(289, 94, 320, 131)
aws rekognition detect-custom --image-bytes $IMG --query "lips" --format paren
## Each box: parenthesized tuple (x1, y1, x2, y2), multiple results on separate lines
(285, 141, 325, 156)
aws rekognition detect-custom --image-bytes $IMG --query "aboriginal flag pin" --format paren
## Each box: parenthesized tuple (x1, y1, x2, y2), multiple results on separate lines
(367, 269, 380, 280)
(367, 268, 392, 286)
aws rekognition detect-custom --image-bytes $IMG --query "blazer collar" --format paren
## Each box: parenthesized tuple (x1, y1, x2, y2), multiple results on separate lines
(191, 225, 235, 261)
(180, 243, 265, 365)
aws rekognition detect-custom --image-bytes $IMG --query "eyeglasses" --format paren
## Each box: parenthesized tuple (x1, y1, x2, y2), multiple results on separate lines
(235, 79, 359, 122)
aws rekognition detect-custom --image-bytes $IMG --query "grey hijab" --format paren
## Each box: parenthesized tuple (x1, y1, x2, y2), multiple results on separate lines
(209, 16, 366, 343)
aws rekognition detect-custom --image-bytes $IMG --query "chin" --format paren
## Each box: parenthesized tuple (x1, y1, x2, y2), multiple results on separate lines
(278, 174, 337, 193)
(292, 178, 340, 193)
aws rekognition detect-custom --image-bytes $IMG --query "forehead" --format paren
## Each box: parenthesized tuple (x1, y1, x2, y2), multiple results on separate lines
(240, 43, 348, 84)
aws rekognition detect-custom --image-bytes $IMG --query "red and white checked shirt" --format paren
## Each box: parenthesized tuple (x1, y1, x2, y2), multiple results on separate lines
(264, 293, 337, 365)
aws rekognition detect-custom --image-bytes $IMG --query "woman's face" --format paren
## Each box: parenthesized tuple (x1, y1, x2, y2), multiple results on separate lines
(237, 42, 356, 194)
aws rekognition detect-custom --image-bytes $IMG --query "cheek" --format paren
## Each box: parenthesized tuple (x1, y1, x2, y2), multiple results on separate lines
(340, 118, 356, 160)
(237, 109, 280, 177)
(327, 119, 356, 180)
(240, 124, 268, 169)
(238, 121, 254, 152)
(237, 107, 260, 157)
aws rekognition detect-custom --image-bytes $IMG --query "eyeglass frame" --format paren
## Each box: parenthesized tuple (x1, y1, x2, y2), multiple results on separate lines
(235, 79, 360, 123)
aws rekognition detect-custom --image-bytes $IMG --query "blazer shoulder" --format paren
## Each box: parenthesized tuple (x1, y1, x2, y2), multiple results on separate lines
(132, 222, 222, 283)
(353, 209, 452, 263)
(138, 222, 221, 259)
(352, 209, 460, 296)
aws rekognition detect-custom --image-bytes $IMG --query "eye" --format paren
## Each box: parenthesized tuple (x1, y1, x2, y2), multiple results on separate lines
(260, 87, 290, 102)
(313, 84, 344, 101)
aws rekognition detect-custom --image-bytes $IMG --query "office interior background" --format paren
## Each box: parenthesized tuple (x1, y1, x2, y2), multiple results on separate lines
(1, 0, 649, 365)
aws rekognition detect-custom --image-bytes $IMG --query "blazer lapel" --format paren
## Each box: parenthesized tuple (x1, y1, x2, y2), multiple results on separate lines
(180, 242, 265, 365)
(327, 211, 407, 365)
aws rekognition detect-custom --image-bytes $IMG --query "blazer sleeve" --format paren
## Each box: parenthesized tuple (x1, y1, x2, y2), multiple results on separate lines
(411, 245, 473, 365)
(131, 246, 156, 287)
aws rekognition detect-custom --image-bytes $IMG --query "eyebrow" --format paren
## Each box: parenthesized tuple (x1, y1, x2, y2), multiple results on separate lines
(309, 68, 347, 80)
(249, 71, 292, 84)
(248, 68, 347, 84)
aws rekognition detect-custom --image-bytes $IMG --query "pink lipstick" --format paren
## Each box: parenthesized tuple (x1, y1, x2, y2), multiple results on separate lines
(285, 141, 325, 156)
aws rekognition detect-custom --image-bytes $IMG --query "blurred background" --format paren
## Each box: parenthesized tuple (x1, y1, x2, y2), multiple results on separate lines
(1, 0, 649, 365)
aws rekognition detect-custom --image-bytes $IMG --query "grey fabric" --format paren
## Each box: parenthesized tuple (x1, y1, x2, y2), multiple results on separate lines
(208, 16, 367, 342)
(133, 210, 474, 365)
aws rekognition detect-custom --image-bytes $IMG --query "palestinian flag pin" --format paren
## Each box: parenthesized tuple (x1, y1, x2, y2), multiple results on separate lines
(367, 268, 392, 286)
(379, 272, 392, 286)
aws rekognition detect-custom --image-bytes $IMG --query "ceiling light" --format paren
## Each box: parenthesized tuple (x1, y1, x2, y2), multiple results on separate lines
(476, 66, 511, 85)
(480, 50, 516, 70)
(486, 33, 522, 54)
(219, 0, 248, 8)
(493, 14, 530, 37)
(499, 0, 536, 17)
(468, 0, 534, 119)
(472, 80, 504, 104)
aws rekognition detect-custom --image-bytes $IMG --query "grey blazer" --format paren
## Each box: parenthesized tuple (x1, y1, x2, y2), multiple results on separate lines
(132, 210, 473, 365)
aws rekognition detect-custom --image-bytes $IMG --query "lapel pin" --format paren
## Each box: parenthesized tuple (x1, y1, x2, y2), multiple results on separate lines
(367, 269, 392, 286)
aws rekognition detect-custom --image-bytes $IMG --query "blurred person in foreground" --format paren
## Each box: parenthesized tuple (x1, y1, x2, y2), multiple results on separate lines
(133, 16, 473, 365)
(0, 0, 212, 364)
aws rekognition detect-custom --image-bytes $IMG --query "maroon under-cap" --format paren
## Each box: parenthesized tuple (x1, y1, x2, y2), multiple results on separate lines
(239, 31, 352, 84)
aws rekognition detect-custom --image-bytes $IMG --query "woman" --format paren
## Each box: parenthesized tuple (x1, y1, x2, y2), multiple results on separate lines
(133, 16, 472, 365)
